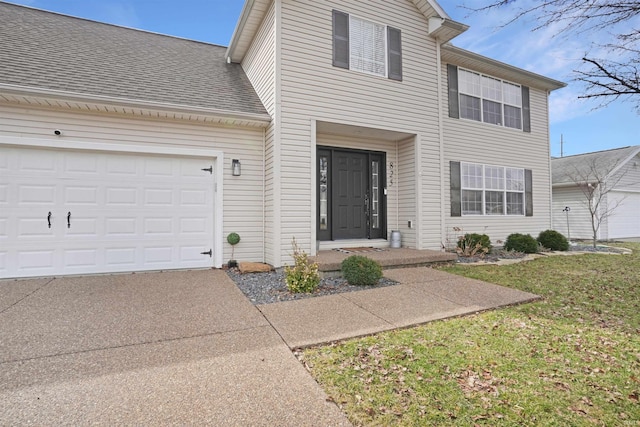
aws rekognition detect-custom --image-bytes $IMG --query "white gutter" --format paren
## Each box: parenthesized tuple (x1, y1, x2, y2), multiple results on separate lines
(442, 45, 566, 91)
(0, 83, 272, 125)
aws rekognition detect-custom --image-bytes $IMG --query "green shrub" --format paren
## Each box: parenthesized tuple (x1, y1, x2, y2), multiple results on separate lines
(504, 233, 539, 254)
(284, 239, 320, 293)
(537, 229, 569, 251)
(341, 255, 383, 286)
(456, 233, 492, 256)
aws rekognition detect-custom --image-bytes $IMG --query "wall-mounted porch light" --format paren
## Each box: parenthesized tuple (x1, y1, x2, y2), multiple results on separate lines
(232, 159, 241, 176)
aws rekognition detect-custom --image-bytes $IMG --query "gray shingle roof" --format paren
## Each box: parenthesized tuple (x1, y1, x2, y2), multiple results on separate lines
(552, 146, 640, 185)
(0, 2, 268, 116)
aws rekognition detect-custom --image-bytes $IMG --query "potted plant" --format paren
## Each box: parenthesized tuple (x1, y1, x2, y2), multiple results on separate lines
(227, 232, 240, 268)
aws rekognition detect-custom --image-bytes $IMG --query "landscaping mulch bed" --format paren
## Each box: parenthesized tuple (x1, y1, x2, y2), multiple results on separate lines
(227, 268, 399, 305)
(456, 242, 628, 263)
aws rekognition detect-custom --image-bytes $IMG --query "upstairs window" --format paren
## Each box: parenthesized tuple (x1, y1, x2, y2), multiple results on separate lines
(447, 64, 531, 133)
(458, 69, 523, 129)
(333, 10, 402, 81)
(350, 16, 387, 77)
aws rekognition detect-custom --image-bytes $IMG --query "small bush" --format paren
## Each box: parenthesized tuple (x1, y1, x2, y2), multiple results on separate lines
(504, 233, 539, 254)
(284, 239, 320, 293)
(457, 233, 492, 257)
(341, 255, 382, 286)
(537, 229, 569, 251)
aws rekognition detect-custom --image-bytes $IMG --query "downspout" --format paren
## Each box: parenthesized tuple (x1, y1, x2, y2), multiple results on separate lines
(262, 126, 266, 263)
(436, 39, 446, 251)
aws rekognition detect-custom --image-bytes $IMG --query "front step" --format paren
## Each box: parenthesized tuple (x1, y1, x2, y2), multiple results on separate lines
(311, 248, 457, 278)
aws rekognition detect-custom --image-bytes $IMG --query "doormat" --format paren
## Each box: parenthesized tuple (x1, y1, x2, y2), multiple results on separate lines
(334, 247, 386, 254)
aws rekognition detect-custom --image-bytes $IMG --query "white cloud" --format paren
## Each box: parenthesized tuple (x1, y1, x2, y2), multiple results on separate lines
(97, 2, 140, 29)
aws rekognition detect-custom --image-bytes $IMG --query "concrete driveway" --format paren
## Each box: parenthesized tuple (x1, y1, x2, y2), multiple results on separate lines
(0, 270, 349, 425)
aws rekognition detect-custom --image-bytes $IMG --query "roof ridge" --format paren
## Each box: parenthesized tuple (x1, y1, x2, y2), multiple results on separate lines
(556, 145, 638, 159)
(0, 1, 228, 48)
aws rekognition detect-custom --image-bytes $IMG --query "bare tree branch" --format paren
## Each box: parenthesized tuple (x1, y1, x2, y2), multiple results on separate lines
(466, 0, 640, 110)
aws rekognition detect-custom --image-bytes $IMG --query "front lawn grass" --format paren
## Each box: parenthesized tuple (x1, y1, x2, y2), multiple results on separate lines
(302, 244, 640, 426)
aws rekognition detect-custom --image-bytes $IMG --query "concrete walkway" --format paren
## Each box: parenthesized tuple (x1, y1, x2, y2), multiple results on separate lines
(259, 267, 539, 348)
(0, 267, 538, 425)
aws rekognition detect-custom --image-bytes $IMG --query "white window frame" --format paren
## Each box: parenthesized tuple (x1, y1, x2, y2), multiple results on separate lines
(349, 14, 388, 78)
(458, 68, 523, 130)
(461, 162, 525, 216)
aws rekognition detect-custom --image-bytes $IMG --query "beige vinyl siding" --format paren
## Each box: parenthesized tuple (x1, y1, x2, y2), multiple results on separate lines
(552, 186, 595, 239)
(0, 104, 266, 263)
(398, 137, 418, 248)
(279, 0, 443, 259)
(441, 63, 553, 243)
(241, 2, 277, 264)
(242, 2, 276, 117)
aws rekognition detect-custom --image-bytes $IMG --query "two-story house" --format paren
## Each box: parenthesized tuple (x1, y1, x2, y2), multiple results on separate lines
(0, 0, 565, 279)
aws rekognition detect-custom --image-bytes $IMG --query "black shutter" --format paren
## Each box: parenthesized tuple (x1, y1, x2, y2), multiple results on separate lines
(525, 169, 533, 216)
(332, 10, 349, 69)
(447, 64, 459, 119)
(387, 27, 402, 81)
(450, 161, 461, 217)
(522, 86, 531, 133)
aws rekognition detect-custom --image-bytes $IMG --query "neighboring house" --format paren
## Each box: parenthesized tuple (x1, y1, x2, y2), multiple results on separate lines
(0, 0, 565, 279)
(552, 146, 640, 240)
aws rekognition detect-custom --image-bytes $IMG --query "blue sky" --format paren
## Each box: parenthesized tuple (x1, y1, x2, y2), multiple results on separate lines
(4, 0, 638, 156)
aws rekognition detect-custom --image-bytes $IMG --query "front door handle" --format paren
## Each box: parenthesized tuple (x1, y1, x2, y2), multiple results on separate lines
(67, 212, 71, 228)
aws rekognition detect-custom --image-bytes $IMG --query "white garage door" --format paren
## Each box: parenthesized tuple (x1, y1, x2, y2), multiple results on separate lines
(0, 146, 216, 279)
(607, 191, 640, 239)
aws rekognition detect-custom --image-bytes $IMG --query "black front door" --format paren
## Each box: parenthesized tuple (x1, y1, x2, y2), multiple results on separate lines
(317, 147, 386, 241)
(334, 151, 368, 239)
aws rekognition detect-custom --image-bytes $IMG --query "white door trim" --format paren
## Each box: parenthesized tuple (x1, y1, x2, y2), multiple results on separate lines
(0, 136, 224, 268)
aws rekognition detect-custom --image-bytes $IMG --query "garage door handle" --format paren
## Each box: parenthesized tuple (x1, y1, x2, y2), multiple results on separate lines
(200, 249, 212, 257)
(67, 212, 71, 228)
(47, 212, 52, 228)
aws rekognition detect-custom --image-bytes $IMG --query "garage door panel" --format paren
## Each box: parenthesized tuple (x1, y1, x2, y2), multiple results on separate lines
(105, 217, 137, 236)
(18, 152, 57, 174)
(63, 152, 100, 176)
(17, 249, 57, 271)
(0, 183, 8, 204)
(106, 156, 138, 176)
(17, 216, 56, 238)
(18, 184, 56, 204)
(64, 217, 99, 237)
(64, 248, 98, 268)
(64, 186, 99, 205)
(144, 188, 174, 205)
(144, 158, 175, 178)
(106, 187, 138, 205)
(143, 217, 174, 235)
(2, 146, 216, 279)
(105, 248, 137, 267)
